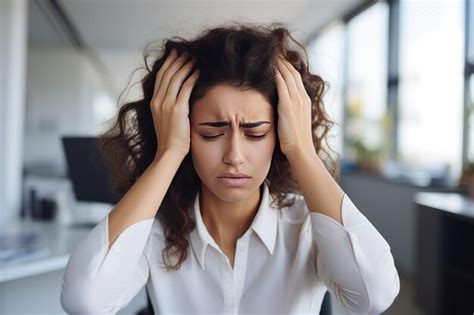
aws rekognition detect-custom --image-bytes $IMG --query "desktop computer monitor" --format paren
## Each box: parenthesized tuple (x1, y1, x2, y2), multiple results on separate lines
(61, 136, 122, 227)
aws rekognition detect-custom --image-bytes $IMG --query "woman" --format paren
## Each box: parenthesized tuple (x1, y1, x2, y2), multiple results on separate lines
(61, 22, 400, 314)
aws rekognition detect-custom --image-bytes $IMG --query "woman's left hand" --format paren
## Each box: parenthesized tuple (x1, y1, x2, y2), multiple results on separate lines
(274, 56, 314, 158)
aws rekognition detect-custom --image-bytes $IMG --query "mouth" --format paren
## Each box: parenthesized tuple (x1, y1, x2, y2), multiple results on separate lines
(217, 177, 251, 187)
(218, 173, 251, 178)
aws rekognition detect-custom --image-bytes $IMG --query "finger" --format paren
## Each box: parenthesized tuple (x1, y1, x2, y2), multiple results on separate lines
(176, 69, 200, 106)
(274, 69, 290, 103)
(152, 50, 179, 103)
(278, 57, 299, 100)
(281, 58, 307, 100)
(163, 58, 196, 105)
(155, 52, 191, 108)
(157, 52, 191, 107)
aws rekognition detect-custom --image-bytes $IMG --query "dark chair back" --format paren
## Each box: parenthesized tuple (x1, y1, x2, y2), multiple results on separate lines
(320, 290, 332, 315)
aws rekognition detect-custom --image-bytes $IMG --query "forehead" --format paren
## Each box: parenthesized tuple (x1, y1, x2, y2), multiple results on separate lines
(191, 84, 273, 120)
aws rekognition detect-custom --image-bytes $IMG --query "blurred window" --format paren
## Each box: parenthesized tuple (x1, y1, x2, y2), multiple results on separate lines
(307, 21, 345, 160)
(468, 74, 474, 162)
(398, 0, 465, 180)
(345, 2, 390, 164)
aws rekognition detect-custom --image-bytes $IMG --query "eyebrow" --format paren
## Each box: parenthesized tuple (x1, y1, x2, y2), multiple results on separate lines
(197, 121, 271, 128)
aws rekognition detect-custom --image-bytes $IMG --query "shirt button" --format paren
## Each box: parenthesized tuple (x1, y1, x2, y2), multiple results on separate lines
(113, 245, 120, 253)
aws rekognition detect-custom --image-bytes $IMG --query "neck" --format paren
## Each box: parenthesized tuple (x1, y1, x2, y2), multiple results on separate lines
(200, 185, 262, 249)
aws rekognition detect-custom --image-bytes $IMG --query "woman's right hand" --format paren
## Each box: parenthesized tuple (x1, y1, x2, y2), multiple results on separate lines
(150, 49, 200, 160)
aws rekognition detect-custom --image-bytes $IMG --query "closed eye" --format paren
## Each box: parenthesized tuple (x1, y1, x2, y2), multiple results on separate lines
(201, 134, 268, 141)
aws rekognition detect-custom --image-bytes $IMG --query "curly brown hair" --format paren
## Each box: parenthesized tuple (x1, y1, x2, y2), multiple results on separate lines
(97, 22, 340, 271)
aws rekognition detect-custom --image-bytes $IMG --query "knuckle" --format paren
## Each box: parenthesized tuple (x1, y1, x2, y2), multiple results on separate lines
(162, 71, 173, 83)
(150, 99, 159, 108)
(169, 74, 182, 86)
(168, 74, 177, 84)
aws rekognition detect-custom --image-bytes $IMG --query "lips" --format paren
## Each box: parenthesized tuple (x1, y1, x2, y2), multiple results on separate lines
(218, 176, 250, 187)
(218, 173, 250, 178)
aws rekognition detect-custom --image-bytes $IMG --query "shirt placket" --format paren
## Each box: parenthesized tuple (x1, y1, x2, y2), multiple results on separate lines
(233, 235, 249, 313)
(220, 235, 250, 314)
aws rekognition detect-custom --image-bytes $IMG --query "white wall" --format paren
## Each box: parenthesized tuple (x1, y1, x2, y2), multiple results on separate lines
(23, 46, 112, 178)
(95, 48, 147, 104)
(22, 46, 151, 178)
(0, 0, 28, 224)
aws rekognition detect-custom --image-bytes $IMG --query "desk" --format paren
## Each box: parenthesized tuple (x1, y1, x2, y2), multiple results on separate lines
(0, 218, 92, 283)
(414, 192, 474, 314)
(0, 217, 147, 314)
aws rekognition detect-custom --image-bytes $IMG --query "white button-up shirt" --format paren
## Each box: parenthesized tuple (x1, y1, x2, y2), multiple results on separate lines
(61, 182, 399, 314)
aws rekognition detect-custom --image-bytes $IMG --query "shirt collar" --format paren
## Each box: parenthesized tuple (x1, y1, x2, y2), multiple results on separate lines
(189, 182, 278, 271)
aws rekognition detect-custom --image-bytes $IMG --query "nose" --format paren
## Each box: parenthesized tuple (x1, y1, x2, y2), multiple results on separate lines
(222, 131, 244, 166)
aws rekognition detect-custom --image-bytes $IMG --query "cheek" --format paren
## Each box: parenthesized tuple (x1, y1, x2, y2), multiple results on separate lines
(191, 133, 214, 154)
(264, 133, 277, 165)
(247, 136, 276, 166)
(190, 135, 217, 175)
(261, 132, 276, 156)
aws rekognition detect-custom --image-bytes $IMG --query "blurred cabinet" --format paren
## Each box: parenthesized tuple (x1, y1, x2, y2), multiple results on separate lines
(414, 192, 474, 314)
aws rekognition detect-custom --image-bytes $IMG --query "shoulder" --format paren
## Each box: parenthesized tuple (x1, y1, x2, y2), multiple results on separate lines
(274, 193, 313, 239)
(143, 217, 166, 262)
(142, 218, 165, 252)
(150, 217, 165, 237)
(277, 193, 310, 225)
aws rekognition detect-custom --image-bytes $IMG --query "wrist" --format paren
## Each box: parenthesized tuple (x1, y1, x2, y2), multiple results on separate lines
(286, 146, 316, 164)
(154, 149, 187, 163)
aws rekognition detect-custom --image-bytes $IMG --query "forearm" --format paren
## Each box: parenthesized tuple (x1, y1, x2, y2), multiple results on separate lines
(287, 149, 344, 224)
(287, 150, 399, 313)
(107, 151, 184, 250)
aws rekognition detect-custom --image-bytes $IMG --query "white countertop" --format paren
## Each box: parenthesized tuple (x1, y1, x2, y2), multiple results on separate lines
(0, 217, 95, 283)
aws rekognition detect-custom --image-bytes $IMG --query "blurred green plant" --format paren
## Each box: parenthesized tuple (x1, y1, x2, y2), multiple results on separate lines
(463, 94, 474, 170)
(463, 97, 474, 129)
(464, 161, 474, 173)
(345, 95, 392, 172)
(459, 161, 474, 200)
(459, 94, 473, 197)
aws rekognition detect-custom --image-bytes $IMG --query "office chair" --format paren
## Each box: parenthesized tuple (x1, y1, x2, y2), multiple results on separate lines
(320, 290, 332, 315)
(137, 287, 332, 314)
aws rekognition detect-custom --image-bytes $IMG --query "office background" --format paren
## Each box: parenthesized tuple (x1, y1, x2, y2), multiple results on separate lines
(1, 0, 473, 314)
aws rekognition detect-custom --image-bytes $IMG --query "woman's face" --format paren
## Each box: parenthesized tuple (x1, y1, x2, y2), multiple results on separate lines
(190, 83, 276, 202)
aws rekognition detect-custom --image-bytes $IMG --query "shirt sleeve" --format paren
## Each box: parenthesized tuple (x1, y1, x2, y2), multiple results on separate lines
(309, 193, 400, 314)
(60, 214, 155, 314)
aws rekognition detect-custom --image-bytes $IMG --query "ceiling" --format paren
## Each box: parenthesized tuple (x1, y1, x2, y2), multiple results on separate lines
(27, 0, 366, 96)
(29, 0, 366, 50)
